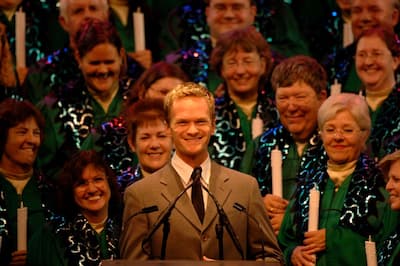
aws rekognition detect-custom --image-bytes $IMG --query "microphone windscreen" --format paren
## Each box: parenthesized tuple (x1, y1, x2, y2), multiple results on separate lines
(142, 205, 159, 213)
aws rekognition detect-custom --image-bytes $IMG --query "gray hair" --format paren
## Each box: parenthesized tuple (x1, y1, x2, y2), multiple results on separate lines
(59, 0, 108, 19)
(318, 93, 371, 133)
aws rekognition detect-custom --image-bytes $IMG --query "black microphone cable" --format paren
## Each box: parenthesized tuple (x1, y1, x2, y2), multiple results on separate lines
(201, 184, 245, 260)
(141, 167, 202, 259)
(233, 202, 266, 261)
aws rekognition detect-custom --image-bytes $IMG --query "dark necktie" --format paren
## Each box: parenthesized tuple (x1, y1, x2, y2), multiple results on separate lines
(191, 167, 204, 223)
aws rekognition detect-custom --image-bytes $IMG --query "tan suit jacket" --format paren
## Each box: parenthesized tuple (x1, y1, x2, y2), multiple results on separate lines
(120, 161, 283, 263)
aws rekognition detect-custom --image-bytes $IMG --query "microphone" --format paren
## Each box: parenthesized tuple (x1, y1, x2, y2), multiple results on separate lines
(201, 184, 244, 260)
(142, 167, 202, 259)
(233, 202, 266, 260)
(123, 205, 159, 230)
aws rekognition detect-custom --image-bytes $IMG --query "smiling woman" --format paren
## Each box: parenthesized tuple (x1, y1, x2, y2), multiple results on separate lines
(278, 93, 394, 266)
(354, 25, 400, 161)
(209, 25, 279, 174)
(37, 18, 130, 181)
(116, 98, 173, 190)
(377, 150, 400, 266)
(0, 99, 54, 266)
(27, 150, 122, 266)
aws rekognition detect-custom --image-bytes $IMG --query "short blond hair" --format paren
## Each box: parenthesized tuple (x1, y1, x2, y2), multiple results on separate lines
(164, 82, 215, 124)
(379, 150, 400, 181)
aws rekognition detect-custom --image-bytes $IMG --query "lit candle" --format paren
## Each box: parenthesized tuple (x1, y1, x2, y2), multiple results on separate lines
(271, 147, 282, 197)
(15, 7, 26, 68)
(133, 7, 145, 52)
(251, 113, 263, 139)
(17, 203, 27, 250)
(365, 236, 377, 266)
(308, 186, 320, 231)
(330, 79, 341, 96)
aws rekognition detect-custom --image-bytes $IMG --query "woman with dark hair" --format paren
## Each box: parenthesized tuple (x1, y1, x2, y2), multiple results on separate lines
(355, 25, 400, 161)
(37, 18, 131, 181)
(126, 61, 189, 105)
(0, 99, 54, 265)
(209, 25, 279, 174)
(27, 150, 121, 265)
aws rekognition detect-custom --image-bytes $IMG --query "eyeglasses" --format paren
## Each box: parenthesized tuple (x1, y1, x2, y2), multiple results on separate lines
(223, 59, 260, 70)
(320, 127, 362, 138)
(355, 50, 387, 61)
(74, 176, 108, 189)
(210, 3, 250, 14)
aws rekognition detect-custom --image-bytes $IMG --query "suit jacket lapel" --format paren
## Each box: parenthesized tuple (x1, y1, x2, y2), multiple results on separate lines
(160, 164, 203, 230)
(203, 162, 231, 231)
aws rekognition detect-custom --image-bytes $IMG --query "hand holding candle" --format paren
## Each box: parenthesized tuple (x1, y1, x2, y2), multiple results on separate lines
(15, 7, 26, 68)
(308, 186, 320, 232)
(251, 113, 263, 139)
(17, 203, 27, 251)
(271, 147, 282, 197)
(365, 236, 377, 266)
(133, 7, 145, 52)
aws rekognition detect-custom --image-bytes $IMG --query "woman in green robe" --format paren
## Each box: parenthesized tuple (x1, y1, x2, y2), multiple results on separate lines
(36, 19, 131, 181)
(208, 25, 279, 174)
(27, 150, 121, 266)
(0, 99, 54, 266)
(377, 150, 400, 266)
(278, 93, 396, 265)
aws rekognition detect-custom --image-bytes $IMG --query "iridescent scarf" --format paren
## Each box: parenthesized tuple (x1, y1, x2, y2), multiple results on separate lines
(254, 124, 325, 196)
(294, 153, 386, 237)
(211, 90, 278, 171)
(54, 213, 120, 266)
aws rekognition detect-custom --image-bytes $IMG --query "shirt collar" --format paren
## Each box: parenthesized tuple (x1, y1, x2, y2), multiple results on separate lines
(171, 152, 211, 187)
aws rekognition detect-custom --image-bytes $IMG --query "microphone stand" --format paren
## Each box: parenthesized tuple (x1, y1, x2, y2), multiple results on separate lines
(233, 202, 266, 260)
(123, 205, 159, 230)
(142, 167, 202, 259)
(201, 184, 245, 260)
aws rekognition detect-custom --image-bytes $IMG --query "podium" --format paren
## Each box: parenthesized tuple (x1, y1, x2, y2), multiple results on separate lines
(101, 260, 281, 266)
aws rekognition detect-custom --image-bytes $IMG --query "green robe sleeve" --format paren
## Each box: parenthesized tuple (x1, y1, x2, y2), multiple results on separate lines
(27, 224, 67, 266)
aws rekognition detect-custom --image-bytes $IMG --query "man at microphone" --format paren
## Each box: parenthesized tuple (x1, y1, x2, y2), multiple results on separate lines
(120, 82, 283, 263)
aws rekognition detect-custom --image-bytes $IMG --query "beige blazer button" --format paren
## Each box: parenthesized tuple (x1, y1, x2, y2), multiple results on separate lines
(201, 234, 209, 241)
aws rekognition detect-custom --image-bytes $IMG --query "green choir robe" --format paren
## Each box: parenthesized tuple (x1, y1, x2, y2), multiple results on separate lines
(279, 174, 394, 265)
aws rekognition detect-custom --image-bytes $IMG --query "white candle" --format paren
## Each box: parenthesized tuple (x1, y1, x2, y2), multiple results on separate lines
(308, 186, 320, 232)
(271, 147, 282, 197)
(330, 79, 341, 96)
(17, 204, 27, 250)
(343, 21, 353, 48)
(15, 8, 26, 68)
(133, 7, 145, 52)
(251, 113, 263, 139)
(365, 236, 377, 266)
